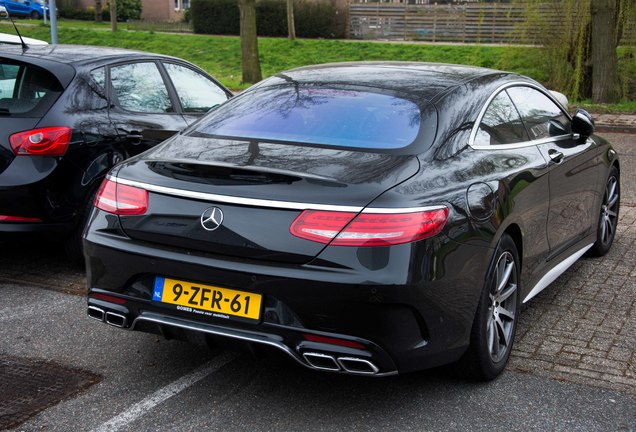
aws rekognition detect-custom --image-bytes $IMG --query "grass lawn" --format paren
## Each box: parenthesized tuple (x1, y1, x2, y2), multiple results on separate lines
(2, 20, 634, 112)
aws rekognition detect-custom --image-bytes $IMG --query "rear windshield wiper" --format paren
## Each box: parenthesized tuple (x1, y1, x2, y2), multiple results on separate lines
(0, 108, 10, 115)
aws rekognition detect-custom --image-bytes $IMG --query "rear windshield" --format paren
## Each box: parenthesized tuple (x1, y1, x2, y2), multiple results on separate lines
(192, 85, 422, 149)
(0, 60, 63, 117)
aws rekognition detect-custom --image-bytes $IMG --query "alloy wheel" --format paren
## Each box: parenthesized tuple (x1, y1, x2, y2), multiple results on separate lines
(599, 175, 619, 247)
(487, 251, 518, 363)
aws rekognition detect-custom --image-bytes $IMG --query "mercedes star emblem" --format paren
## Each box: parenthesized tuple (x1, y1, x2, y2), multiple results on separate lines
(200, 207, 224, 231)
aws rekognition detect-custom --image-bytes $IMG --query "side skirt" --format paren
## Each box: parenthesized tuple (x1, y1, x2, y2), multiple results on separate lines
(522, 243, 594, 303)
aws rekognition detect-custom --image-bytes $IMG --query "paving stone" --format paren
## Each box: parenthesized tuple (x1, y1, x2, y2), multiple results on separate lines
(512, 206, 636, 396)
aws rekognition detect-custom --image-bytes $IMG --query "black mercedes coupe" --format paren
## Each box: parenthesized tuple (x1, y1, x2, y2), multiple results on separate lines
(84, 62, 620, 380)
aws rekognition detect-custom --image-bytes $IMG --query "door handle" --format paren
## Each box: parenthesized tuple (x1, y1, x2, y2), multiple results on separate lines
(548, 150, 564, 163)
(126, 132, 143, 144)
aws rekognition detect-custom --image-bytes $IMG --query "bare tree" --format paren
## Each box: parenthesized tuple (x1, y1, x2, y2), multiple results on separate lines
(518, 0, 634, 103)
(110, 0, 117, 32)
(238, 0, 262, 83)
(590, 0, 620, 103)
(287, 0, 296, 40)
(95, 0, 103, 22)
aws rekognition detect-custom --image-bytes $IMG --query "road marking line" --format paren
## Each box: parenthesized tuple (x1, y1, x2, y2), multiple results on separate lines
(92, 352, 236, 432)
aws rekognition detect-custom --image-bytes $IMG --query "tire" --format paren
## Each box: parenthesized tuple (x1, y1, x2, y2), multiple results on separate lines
(460, 233, 520, 381)
(30, 10, 40, 19)
(588, 166, 620, 257)
(64, 187, 98, 265)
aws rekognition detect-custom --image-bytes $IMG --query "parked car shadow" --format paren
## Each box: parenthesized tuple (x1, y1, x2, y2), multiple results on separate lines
(0, 236, 86, 294)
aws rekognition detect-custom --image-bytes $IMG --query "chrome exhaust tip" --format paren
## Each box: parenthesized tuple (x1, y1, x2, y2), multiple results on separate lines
(87, 306, 105, 322)
(302, 352, 341, 371)
(337, 357, 379, 375)
(105, 311, 127, 328)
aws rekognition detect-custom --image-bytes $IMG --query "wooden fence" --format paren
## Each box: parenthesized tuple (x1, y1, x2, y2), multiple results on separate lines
(349, 3, 636, 45)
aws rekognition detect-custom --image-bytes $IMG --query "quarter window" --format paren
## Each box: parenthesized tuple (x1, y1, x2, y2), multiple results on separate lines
(474, 91, 528, 146)
(90, 67, 106, 92)
(110, 62, 172, 113)
(164, 63, 228, 114)
(507, 86, 571, 140)
(0, 61, 63, 116)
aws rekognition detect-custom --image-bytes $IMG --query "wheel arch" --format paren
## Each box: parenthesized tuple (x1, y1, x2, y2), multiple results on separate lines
(503, 223, 523, 269)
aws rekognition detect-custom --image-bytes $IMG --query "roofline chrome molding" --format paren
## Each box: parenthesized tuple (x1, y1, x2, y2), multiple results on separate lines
(111, 176, 446, 214)
(468, 81, 574, 150)
(522, 243, 593, 303)
(471, 134, 576, 151)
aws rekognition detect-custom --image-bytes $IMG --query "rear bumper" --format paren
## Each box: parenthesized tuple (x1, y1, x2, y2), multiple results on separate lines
(0, 220, 72, 235)
(84, 212, 490, 375)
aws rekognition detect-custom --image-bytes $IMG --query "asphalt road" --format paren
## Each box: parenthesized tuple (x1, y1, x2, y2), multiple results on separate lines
(0, 132, 635, 431)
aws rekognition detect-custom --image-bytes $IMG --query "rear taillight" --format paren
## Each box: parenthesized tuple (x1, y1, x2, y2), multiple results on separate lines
(10, 127, 72, 156)
(94, 178, 148, 216)
(0, 215, 42, 222)
(290, 208, 448, 247)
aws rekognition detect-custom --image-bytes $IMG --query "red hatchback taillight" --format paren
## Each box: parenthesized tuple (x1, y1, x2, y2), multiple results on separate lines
(10, 127, 72, 156)
(290, 207, 448, 247)
(94, 178, 148, 216)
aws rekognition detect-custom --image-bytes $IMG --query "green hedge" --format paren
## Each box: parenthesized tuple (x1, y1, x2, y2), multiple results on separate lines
(191, 0, 346, 39)
(191, 0, 239, 34)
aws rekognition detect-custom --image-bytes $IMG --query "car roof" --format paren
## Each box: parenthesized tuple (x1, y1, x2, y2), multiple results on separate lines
(275, 62, 516, 101)
(0, 44, 178, 67)
(0, 32, 48, 46)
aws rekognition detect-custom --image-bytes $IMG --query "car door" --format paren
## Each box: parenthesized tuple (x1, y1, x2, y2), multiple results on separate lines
(106, 60, 189, 158)
(8, 0, 29, 16)
(161, 61, 231, 126)
(507, 86, 601, 257)
(471, 89, 552, 288)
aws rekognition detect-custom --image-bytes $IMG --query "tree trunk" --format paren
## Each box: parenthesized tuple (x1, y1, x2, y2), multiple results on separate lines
(95, 0, 102, 22)
(590, 0, 620, 103)
(110, 0, 117, 32)
(287, 0, 296, 40)
(238, 0, 262, 84)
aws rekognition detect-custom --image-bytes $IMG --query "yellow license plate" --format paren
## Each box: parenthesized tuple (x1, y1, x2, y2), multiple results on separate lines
(152, 277, 262, 321)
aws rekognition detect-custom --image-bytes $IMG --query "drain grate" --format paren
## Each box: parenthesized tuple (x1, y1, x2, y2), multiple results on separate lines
(0, 355, 100, 430)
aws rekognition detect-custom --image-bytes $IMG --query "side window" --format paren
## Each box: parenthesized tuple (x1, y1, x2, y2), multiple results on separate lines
(163, 62, 228, 114)
(110, 62, 172, 113)
(507, 86, 571, 140)
(474, 91, 528, 146)
(90, 67, 106, 92)
(0, 62, 63, 115)
(0, 64, 19, 100)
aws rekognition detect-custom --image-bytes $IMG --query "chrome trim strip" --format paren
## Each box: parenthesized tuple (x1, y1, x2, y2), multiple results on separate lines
(471, 134, 576, 151)
(468, 81, 574, 150)
(361, 205, 447, 214)
(114, 177, 363, 212)
(111, 176, 445, 215)
(132, 312, 398, 377)
(522, 243, 593, 303)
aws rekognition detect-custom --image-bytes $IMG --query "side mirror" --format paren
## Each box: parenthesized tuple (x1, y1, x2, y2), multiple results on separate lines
(571, 108, 595, 138)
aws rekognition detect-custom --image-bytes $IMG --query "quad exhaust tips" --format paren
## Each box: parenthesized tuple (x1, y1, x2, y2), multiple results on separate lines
(87, 306, 128, 328)
(88, 306, 383, 375)
(302, 352, 379, 375)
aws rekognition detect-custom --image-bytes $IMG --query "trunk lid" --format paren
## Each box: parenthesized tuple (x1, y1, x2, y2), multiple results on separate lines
(115, 135, 419, 264)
